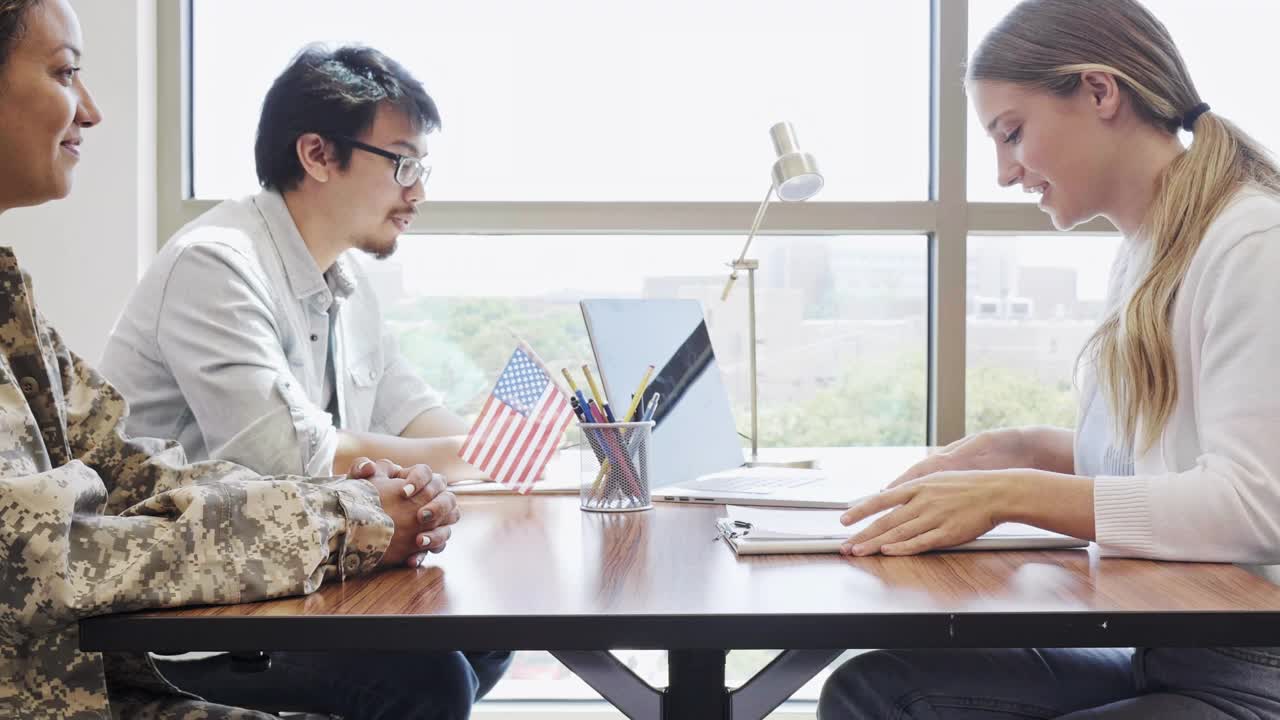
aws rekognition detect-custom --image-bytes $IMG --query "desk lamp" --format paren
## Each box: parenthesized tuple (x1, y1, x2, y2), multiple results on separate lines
(720, 122, 823, 466)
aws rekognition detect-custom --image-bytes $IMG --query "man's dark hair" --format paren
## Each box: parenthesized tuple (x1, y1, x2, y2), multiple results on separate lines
(254, 44, 440, 192)
(0, 0, 41, 71)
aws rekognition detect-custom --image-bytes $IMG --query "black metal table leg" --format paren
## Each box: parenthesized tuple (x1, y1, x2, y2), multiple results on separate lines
(554, 648, 838, 719)
(664, 649, 728, 719)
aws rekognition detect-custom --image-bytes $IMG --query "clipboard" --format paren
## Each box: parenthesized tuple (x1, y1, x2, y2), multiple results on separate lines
(715, 506, 1089, 556)
(716, 518, 848, 555)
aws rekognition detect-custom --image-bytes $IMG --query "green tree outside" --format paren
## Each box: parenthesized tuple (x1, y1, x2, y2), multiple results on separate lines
(388, 297, 1079, 445)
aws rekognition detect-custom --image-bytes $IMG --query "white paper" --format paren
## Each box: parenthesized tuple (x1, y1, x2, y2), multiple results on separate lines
(725, 505, 1062, 541)
(725, 505, 883, 539)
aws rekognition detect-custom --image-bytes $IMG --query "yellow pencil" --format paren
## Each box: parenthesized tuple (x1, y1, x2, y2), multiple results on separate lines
(590, 460, 609, 501)
(619, 364, 655, 423)
(561, 368, 580, 394)
(581, 365, 612, 420)
(567, 367, 606, 500)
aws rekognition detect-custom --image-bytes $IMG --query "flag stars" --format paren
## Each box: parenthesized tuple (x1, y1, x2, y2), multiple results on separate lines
(494, 349, 550, 416)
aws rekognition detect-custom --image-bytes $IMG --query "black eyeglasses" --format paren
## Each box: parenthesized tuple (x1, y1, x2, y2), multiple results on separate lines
(334, 136, 432, 188)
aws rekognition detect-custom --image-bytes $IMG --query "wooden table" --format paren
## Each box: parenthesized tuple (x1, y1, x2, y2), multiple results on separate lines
(81, 469, 1280, 718)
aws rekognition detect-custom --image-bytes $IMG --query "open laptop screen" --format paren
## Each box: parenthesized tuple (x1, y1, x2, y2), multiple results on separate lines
(580, 299, 745, 488)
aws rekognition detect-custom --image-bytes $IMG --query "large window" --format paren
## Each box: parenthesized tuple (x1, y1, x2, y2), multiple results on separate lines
(962, 0, 1280, 435)
(184, 1, 933, 707)
(191, 0, 930, 202)
(965, 235, 1121, 433)
(172, 0, 1280, 711)
(967, 0, 1280, 200)
(374, 235, 928, 448)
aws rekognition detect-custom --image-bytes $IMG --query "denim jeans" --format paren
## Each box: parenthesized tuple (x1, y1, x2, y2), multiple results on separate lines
(817, 647, 1280, 719)
(154, 650, 513, 720)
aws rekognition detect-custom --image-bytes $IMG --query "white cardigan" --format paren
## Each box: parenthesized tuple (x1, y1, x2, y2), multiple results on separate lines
(1087, 186, 1280, 569)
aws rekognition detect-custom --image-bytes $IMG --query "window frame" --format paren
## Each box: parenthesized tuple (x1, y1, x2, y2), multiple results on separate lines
(158, 0, 1115, 446)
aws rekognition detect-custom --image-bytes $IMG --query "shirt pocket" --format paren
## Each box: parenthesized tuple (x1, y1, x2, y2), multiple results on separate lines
(345, 350, 383, 429)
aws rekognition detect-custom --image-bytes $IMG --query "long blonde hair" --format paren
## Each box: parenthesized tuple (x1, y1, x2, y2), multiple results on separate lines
(969, 0, 1280, 452)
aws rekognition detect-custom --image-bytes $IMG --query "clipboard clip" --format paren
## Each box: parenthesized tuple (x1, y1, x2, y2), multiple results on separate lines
(715, 519, 753, 542)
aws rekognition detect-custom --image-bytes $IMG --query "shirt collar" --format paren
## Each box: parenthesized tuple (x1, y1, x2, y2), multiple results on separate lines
(253, 189, 358, 304)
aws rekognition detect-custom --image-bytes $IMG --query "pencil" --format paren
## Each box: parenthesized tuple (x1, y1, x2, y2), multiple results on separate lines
(561, 368, 581, 394)
(581, 365, 615, 422)
(620, 364, 655, 423)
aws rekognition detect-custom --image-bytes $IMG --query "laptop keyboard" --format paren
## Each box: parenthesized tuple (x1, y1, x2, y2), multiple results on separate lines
(688, 474, 821, 493)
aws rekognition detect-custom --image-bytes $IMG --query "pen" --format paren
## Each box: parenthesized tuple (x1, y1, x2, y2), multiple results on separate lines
(589, 398, 642, 495)
(578, 396, 596, 423)
(620, 364, 655, 423)
(584, 400, 614, 469)
(581, 365, 616, 423)
(642, 392, 662, 422)
(577, 399, 612, 503)
(563, 368, 595, 421)
(569, 394, 587, 423)
(577, 398, 612, 472)
(625, 391, 662, 457)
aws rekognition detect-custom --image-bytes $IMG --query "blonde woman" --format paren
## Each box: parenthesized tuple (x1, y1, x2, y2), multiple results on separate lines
(820, 0, 1280, 717)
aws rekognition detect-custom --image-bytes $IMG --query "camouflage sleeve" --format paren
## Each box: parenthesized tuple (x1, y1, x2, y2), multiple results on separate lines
(1, 462, 392, 641)
(0, 316, 394, 643)
(49, 316, 394, 578)
(116, 471, 393, 594)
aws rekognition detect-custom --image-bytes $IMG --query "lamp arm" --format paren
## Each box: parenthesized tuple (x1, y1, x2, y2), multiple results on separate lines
(734, 183, 776, 266)
(720, 183, 776, 301)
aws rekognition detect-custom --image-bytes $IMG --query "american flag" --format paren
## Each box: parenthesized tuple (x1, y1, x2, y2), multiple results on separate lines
(458, 346, 574, 493)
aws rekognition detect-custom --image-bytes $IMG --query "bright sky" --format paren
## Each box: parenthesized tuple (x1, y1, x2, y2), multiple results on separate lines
(193, 0, 930, 202)
(193, 1, 1279, 303)
(968, 0, 1280, 200)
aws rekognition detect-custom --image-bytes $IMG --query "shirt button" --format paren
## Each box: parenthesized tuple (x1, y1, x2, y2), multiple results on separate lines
(311, 334, 319, 342)
(368, 370, 376, 381)
(19, 377, 38, 395)
(342, 552, 361, 574)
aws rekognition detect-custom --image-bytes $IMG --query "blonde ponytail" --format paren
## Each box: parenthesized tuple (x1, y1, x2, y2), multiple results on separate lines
(970, 0, 1280, 452)
(1094, 111, 1279, 449)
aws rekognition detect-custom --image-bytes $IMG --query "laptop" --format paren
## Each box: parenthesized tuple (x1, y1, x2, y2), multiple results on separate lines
(580, 298, 880, 509)
(580, 299, 1086, 550)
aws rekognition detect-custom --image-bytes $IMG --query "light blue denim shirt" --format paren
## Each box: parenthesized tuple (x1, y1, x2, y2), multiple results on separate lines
(101, 189, 442, 477)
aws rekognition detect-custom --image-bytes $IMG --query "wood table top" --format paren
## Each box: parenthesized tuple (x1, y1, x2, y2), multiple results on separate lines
(81, 487, 1280, 653)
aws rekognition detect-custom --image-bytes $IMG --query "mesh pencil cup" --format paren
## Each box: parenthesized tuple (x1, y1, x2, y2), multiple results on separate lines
(578, 421, 654, 512)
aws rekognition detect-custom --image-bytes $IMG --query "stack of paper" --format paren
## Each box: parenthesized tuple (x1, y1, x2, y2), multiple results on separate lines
(717, 505, 1087, 555)
(726, 506, 873, 538)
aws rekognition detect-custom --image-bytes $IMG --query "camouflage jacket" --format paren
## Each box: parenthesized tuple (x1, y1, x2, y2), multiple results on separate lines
(0, 247, 395, 719)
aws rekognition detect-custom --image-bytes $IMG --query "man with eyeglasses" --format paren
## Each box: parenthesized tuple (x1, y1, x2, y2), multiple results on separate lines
(100, 44, 511, 718)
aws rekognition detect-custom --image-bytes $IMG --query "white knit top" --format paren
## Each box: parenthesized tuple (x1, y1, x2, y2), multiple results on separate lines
(1081, 186, 1280, 571)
